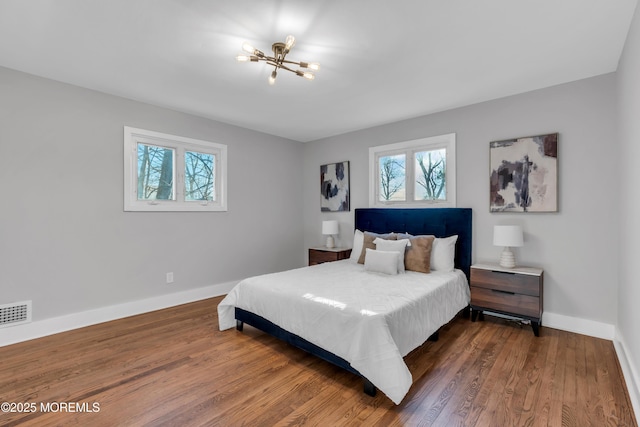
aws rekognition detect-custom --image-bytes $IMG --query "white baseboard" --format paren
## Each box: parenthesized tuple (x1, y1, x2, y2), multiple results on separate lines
(0, 281, 237, 348)
(614, 329, 640, 420)
(542, 311, 615, 340)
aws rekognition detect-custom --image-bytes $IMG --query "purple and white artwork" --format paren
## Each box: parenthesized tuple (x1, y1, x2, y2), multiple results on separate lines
(490, 133, 558, 212)
(321, 161, 350, 212)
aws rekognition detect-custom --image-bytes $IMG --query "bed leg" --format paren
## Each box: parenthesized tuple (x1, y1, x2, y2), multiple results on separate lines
(363, 378, 377, 397)
(236, 320, 243, 331)
(428, 330, 439, 342)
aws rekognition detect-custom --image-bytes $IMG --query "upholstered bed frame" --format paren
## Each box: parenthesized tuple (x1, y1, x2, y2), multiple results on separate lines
(235, 207, 473, 397)
(353, 208, 473, 281)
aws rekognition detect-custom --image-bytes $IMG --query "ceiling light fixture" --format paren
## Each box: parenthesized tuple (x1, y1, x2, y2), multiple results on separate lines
(236, 35, 319, 85)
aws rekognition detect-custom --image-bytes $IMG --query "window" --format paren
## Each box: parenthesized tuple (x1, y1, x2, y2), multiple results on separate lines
(124, 127, 227, 211)
(369, 133, 456, 207)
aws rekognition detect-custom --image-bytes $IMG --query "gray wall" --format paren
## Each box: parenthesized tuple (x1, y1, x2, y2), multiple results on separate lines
(303, 73, 618, 326)
(617, 0, 640, 400)
(0, 66, 304, 322)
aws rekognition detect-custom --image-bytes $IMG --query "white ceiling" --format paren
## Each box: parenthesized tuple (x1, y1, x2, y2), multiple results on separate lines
(0, 0, 636, 142)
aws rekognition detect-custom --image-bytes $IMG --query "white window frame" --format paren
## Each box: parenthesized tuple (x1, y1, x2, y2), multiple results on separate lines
(124, 126, 227, 212)
(369, 133, 456, 208)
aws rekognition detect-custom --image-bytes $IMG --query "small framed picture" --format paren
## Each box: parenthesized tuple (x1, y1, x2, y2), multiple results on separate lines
(320, 161, 350, 212)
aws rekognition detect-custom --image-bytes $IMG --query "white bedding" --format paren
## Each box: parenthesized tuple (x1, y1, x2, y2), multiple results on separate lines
(217, 259, 470, 404)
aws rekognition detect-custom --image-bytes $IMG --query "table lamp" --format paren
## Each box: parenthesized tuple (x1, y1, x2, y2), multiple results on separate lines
(493, 225, 523, 268)
(322, 220, 339, 248)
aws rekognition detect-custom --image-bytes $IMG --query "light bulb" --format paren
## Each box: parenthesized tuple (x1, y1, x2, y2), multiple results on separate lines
(269, 70, 277, 85)
(300, 61, 320, 70)
(236, 55, 250, 62)
(285, 35, 296, 50)
(302, 72, 315, 80)
(242, 42, 255, 54)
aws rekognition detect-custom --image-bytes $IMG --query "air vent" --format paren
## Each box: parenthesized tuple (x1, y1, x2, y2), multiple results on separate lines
(0, 300, 32, 328)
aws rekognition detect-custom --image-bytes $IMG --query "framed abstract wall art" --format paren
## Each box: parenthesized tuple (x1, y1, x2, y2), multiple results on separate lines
(321, 161, 350, 212)
(490, 133, 558, 212)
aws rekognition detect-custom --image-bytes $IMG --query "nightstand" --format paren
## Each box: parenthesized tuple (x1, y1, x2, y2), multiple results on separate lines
(470, 263, 544, 336)
(308, 247, 352, 266)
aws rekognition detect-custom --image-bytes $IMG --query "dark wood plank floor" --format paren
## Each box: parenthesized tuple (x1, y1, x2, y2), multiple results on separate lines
(0, 296, 636, 426)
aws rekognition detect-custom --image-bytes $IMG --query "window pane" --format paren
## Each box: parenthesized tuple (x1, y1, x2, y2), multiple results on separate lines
(414, 149, 446, 201)
(137, 143, 175, 200)
(379, 154, 406, 201)
(184, 151, 215, 201)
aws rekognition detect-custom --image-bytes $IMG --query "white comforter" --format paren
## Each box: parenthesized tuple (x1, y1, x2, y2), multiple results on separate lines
(218, 260, 470, 404)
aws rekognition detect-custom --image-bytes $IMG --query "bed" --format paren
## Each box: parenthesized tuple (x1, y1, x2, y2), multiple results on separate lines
(218, 207, 472, 404)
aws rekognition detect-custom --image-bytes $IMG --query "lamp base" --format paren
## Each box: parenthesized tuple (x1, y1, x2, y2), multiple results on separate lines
(325, 236, 335, 248)
(499, 247, 516, 268)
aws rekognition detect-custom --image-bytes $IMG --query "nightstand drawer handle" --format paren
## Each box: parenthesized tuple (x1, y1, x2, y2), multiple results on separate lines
(491, 270, 516, 275)
(491, 289, 515, 295)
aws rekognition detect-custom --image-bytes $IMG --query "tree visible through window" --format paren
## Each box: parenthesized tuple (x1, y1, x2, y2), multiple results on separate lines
(379, 154, 405, 201)
(415, 149, 446, 201)
(137, 144, 175, 201)
(369, 134, 456, 207)
(124, 127, 227, 212)
(184, 151, 214, 201)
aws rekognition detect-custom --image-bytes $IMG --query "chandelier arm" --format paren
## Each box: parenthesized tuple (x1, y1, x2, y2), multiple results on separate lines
(281, 58, 319, 71)
(247, 56, 272, 65)
(273, 63, 298, 74)
(280, 59, 303, 67)
(265, 60, 281, 69)
(264, 60, 299, 74)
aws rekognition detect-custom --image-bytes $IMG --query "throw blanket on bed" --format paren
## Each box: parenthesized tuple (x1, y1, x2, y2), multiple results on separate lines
(218, 260, 470, 404)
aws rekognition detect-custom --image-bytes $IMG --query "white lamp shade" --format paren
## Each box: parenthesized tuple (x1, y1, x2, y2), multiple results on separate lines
(322, 220, 339, 235)
(493, 225, 523, 247)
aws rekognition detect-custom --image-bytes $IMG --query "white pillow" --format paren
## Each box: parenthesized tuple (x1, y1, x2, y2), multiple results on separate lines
(373, 237, 411, 273)
(431, 235, 458, 272)
(349, 229, 364, 262)
(364, 248, 399, 275)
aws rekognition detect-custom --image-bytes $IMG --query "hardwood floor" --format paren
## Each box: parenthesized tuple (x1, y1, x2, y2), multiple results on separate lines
(0, 296, 636, 426)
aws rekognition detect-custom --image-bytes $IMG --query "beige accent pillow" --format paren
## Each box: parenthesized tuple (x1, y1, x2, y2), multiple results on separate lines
(357, 232, 397, 264)
(402, 235, 436, 273)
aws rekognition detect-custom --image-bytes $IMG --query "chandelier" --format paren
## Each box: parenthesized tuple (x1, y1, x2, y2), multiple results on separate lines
(236, 35, 319, 85)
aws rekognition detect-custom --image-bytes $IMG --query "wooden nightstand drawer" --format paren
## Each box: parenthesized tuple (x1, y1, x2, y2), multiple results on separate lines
(471, 268, 540, 297)
(470, 263, 544, 336)
(470, 287, 540, 318)
(308, 248, 352, 266)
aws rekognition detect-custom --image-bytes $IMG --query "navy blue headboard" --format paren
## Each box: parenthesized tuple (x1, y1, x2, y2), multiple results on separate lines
(354, 208, 473, 281)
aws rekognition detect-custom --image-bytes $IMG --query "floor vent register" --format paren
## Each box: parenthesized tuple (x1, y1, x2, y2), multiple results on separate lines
(0, 300, 32, 328)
